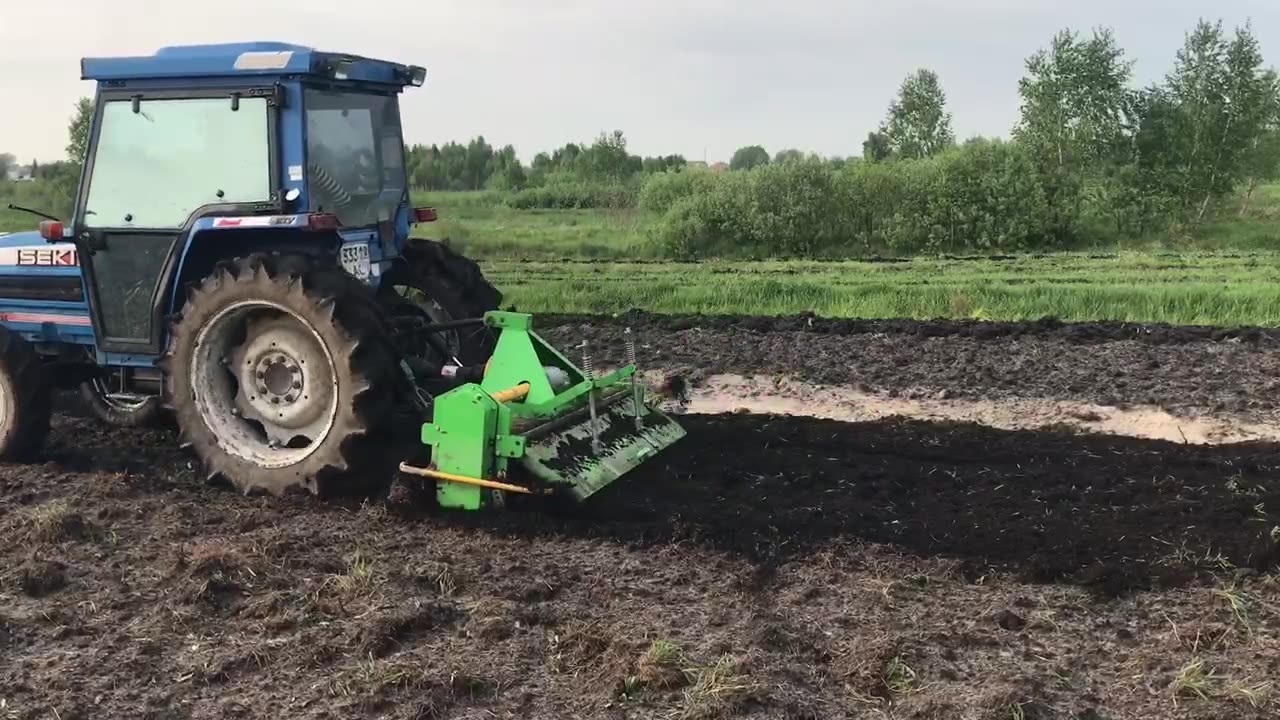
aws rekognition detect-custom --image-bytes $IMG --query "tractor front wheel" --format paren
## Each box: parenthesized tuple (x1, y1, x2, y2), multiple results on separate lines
(164, 255, 400, 496)
(0, 327, 51, 461)
(79, 376, 166, 427)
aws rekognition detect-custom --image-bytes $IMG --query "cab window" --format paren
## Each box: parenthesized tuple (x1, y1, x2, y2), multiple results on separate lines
(83, 97, 271, 229)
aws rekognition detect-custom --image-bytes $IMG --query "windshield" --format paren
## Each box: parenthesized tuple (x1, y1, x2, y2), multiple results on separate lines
(84, 97, 271, 228)
(304, 89, 406, 226)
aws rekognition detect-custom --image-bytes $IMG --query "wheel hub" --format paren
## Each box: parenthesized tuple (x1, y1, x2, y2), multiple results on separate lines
(231, 317, 333, 444)
(191, 300, 339, 468)
(255, 355, 302, 400)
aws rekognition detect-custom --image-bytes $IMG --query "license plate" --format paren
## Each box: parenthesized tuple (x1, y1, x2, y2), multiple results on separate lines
(339, 243, 371, 279)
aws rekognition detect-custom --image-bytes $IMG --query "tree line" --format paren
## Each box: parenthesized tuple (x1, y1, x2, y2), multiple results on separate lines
(405, 130, 686, 193)
(646, 18, 1280, 256)
(6, 18, 1278, 254)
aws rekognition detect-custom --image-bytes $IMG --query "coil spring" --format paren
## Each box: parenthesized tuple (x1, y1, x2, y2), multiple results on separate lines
(580, 340, 595, 379)
(624, 327, 637, 366)
(307, 163, 352, 208)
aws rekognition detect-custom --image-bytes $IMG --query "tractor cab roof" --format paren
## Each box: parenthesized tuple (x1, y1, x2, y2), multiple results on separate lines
(80, 41, 425, 88)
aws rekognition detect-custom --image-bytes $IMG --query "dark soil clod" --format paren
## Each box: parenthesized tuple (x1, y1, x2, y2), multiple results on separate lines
(18, 560, 67, 597)
(994, 609, 1028, 632)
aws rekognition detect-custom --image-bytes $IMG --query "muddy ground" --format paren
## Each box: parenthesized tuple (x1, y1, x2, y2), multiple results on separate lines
(3, 317, 1280, 720)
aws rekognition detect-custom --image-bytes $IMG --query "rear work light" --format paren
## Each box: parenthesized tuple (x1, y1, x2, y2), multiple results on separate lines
(39, 221, 64, 242)
(412, 207, 437, 223)
(306, 213, 341, 230)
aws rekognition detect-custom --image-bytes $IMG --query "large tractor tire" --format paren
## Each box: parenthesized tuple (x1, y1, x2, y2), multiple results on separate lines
(0, 327, 52, 461)
(385, 240, 502, 365)
(164, 254, 400, 496)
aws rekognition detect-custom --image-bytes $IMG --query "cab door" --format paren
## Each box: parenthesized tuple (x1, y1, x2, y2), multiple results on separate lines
(75, 90, 278, 353)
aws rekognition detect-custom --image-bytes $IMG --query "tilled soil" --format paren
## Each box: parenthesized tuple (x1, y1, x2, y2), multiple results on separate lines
(2, 317, 1280, 720)
(539, 312, 1280, 421)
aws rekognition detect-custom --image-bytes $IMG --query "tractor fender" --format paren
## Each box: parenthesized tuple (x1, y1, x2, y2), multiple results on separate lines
(168, 224, 342, 317)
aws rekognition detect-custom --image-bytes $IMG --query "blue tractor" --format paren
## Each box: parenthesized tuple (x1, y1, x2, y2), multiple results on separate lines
(0, 43, 504, 494)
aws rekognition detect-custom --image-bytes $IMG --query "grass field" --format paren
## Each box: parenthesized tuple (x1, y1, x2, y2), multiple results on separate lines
(484, 252, 1280, 326)
(413, 191, 658, 260)
(4, 186, 1279, 327)
(417, 187, 1280, 262)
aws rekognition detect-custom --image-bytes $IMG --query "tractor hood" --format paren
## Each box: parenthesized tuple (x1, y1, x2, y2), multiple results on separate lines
(0, 231, 44, 247)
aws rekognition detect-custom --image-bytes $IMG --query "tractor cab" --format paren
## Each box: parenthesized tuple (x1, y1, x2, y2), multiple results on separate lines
(71, 42, 423, 353)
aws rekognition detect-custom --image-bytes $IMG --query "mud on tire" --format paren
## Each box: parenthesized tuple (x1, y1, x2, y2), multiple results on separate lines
(164, 254, 400, 496)
(0, 327, 51, 461)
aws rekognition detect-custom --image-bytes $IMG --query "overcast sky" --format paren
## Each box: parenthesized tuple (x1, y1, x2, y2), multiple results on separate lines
(3, 0, 1277, 164)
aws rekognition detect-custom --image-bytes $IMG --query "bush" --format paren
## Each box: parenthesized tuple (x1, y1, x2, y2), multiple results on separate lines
(653, 159, 849, 258)
(508, 173, 638, 210)
(637, 169, 721, 213)
(652, 142, 1065, 258)
(922, 140, 1057, 251)
(0, 173, 78, 222)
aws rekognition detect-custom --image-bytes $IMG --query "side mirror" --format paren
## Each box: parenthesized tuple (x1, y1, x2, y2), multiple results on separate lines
(39, 221, 64, 243)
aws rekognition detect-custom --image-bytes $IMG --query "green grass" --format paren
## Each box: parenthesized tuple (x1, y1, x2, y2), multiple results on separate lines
(412, 191, 658, 260)
(0, 204, 41, 235)
(6, 184, 1280, 326)
(484, 252, 1280, 326)
(414, 186, 1280, 261)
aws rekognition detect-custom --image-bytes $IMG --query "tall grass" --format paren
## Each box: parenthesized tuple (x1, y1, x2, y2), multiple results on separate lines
(485, 252, 1280, 326)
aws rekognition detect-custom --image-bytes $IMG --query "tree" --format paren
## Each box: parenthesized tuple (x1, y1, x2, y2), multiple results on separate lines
(551, 143, 581, 169)
(0, 153, 13, 180)
(862, 131, 892, 162)
(730, 145, 770, 170)
(880, 69, 955, 159)
(1237, 76, 1280, 214)
(486, 144, 527, 190)
(462, 136, 494, 190)
(1015, 29, 1133, 169)
(773, 148, 806, 164)
(1163, 20, 1275, 220)
(577, 130, 638, 179)
(67, 97, 93, 163)
(642, 154, 687, 173)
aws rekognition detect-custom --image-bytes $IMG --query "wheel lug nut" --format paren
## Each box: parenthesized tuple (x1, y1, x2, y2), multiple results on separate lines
(292, 381, 302, 390)
(270, 397, 280, 405)
(285, 394, 296, 403)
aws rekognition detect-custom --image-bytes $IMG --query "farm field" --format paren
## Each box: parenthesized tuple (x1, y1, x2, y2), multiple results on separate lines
(5, 188, 1280, 326)
(3, 315, 1279, 719)
(486, 252, 1280, 327)
(414, 186, 1280, 263)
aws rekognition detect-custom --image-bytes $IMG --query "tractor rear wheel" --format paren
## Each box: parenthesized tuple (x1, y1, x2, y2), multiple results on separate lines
(164, 254, 400, 496)
(0, 327, 51, 461)
(389, 240, 502, 365)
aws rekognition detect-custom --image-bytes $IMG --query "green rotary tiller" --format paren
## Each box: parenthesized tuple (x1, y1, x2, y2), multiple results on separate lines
(399, 311, 686, 510)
